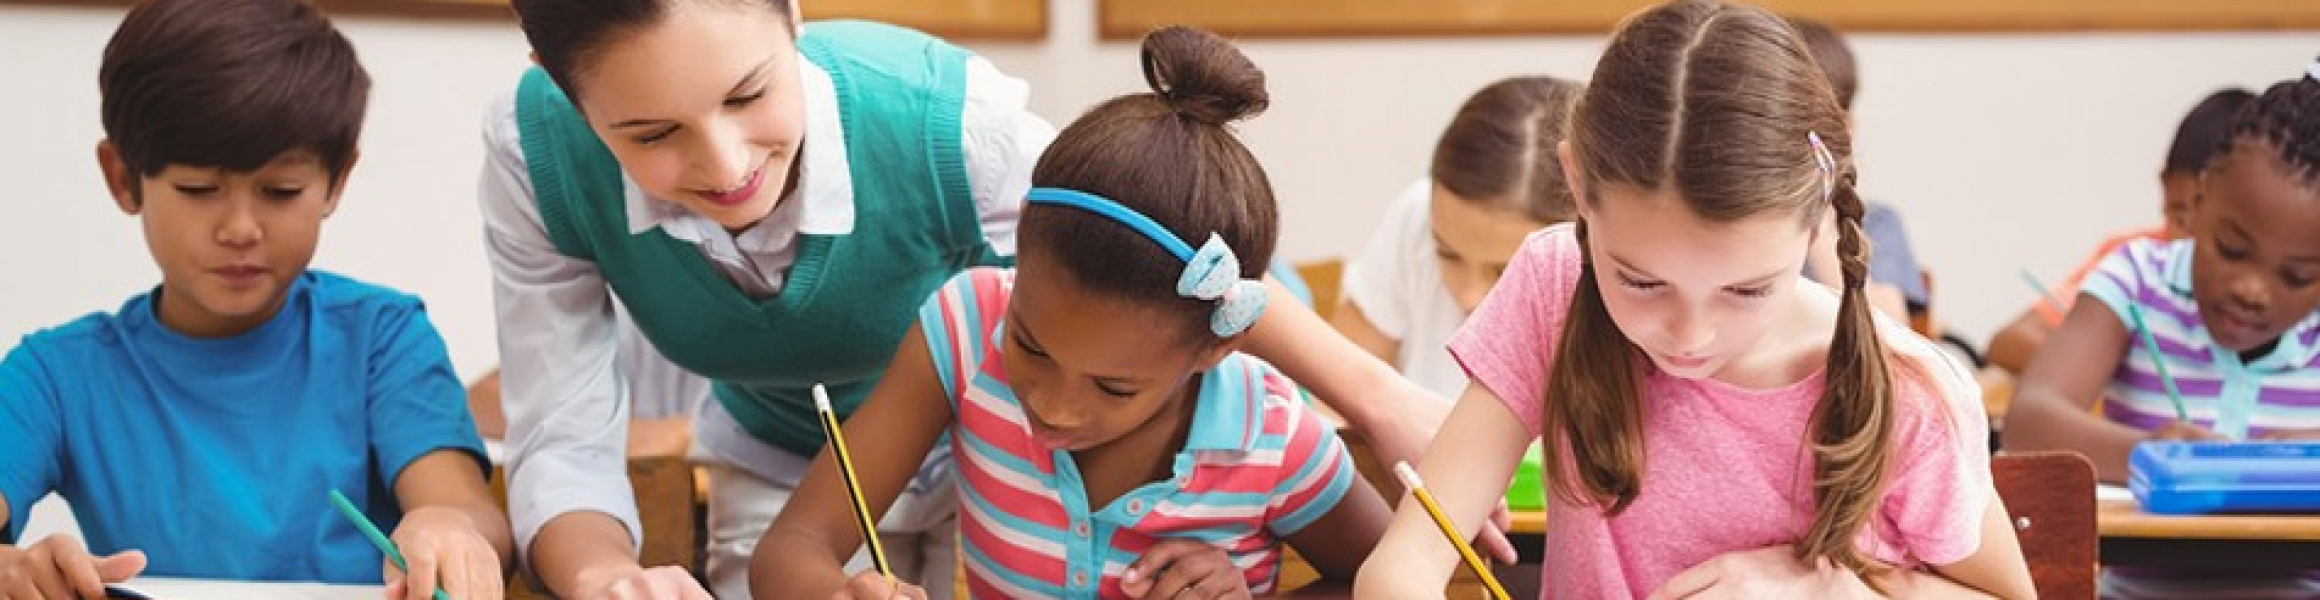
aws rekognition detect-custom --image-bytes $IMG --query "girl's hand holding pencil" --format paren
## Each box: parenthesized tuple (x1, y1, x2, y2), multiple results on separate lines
(2150, 420, 2228, 442)
(833, 571, 926, 600)
(815, 383, 919, 600)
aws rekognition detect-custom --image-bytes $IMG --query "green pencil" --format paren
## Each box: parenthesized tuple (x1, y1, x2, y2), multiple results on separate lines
(328, 489, 453, 600)
(2019, 268, 2068, 316)
(2124, 302, 2190, 422)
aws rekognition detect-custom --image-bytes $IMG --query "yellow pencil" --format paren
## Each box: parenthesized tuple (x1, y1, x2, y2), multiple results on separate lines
(814, 383, 893, 582)
(1395, 461, 1511, 600)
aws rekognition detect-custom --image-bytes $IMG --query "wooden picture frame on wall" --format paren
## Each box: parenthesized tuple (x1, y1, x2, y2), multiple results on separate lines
(802, 0, 1048, 40)
(1, 0, 1049, 40)
(1099, 0, 2320, 39)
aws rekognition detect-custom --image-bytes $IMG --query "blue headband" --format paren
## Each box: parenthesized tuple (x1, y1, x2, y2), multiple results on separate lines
(1024, 187, 1268, 337)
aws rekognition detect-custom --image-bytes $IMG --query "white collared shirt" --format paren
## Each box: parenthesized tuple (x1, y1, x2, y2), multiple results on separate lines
(479, 54, 1055, 555)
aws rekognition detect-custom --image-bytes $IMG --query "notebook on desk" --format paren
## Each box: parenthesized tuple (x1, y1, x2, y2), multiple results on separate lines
(106, 578, 382, 600)
(2130, 441, 2320, 515)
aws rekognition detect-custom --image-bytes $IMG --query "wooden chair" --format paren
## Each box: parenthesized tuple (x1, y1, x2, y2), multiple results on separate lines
(1990, 451, 2098, 599)
(1295, 259, 1345, 321)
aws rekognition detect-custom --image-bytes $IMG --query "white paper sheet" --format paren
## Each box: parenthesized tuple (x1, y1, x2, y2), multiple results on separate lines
(108, 578, 382, 600)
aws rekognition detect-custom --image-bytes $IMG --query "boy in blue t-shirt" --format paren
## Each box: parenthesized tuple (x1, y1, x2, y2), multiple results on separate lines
(0, 0, 509, 597)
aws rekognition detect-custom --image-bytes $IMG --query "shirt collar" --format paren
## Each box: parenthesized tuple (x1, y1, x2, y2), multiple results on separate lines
(622, 57, 856, 243)
(1184, 356, 1264, 453)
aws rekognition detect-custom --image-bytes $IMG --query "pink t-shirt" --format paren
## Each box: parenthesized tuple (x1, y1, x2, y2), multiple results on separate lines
(1447, 224, 1992, 599)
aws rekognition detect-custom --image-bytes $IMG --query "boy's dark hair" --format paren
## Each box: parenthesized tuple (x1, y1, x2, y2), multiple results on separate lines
(100, 0, 367, 194)
(512, 0, 794, 101)
(1787, 16, 1855, 110)
(2226, 63, 2320, 184)
(1022, 26, 1279, 345)
(2167, 88, 2255, 175)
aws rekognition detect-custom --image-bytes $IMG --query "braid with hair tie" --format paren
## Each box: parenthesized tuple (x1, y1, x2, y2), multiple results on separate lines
(1810, 132, 1871, 290)
(1832, 184, 1870, 291)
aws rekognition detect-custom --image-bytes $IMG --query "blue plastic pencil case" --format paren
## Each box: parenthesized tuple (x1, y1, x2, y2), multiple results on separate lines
(2128, 441, 2320, 515)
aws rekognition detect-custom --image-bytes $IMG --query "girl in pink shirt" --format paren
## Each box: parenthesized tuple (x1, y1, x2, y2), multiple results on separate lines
(1356, 1, 2034, 598)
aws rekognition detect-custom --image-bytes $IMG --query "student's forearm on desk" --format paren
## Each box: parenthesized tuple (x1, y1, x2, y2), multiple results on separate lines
(2005, 298, 2142, 483)
(531, 512, 644, 599)
(1985, 312, 2049, 374)
(2004, 387, 2147, 483)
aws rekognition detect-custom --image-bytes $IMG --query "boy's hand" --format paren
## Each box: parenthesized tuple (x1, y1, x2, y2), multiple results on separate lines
(582, 566, 712, 600)
(1121, 539, 1251, 600)
(0, 535, 145, 600)
(1645, 545, 1876, 600)
(831, 571, 925, 600)
(385, 506, 503, 600)
(2151, 420, 2229, 442)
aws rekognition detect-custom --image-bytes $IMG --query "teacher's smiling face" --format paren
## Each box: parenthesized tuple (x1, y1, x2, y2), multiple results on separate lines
(573, 0, 806, 232)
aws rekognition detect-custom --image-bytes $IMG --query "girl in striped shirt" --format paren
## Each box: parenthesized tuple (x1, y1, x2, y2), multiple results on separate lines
(2006, 59, 2320, 598)
(2008, 59, 2320, 482)
(754, 26, 1391, 600)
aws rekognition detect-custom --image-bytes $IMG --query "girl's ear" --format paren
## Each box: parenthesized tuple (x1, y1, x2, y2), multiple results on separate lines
(1192, 334, 1240, 371)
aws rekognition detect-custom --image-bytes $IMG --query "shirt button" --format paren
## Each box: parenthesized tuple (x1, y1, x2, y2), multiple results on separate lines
(1073, 522, 1091, 538)
(1071, 571, 1090, 586)
(1125, 499, 1145, 514)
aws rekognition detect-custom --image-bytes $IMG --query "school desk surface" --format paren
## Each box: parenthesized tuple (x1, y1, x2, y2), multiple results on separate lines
(2099, 496, 2320, 570)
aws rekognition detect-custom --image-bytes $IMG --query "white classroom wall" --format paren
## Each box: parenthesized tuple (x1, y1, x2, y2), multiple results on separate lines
(2, 1, 2314, 391)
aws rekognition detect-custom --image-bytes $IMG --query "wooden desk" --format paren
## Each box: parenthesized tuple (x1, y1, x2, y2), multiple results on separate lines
(1510, 510, 1545, 535)
(2098, 497, 2320, 570)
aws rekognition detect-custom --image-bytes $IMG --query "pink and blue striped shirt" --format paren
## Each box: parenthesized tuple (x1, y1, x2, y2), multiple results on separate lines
(919, 268, 1357, 599)
(2083, 238, 2320, 438)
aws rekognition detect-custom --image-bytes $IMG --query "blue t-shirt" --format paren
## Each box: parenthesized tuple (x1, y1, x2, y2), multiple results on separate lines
(0, 271, 486, 583)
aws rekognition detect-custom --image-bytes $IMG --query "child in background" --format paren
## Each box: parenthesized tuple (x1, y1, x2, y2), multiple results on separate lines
(1789, 17, 1924, 323)
(1333, 76, 1584, 398)
(754, 27, 1389, 599)
(1354, 1, 2032, 597)
(2002, 61, 2320, 598)
(0, 0, 509, 598)
(1985, 88, 2256, 374)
